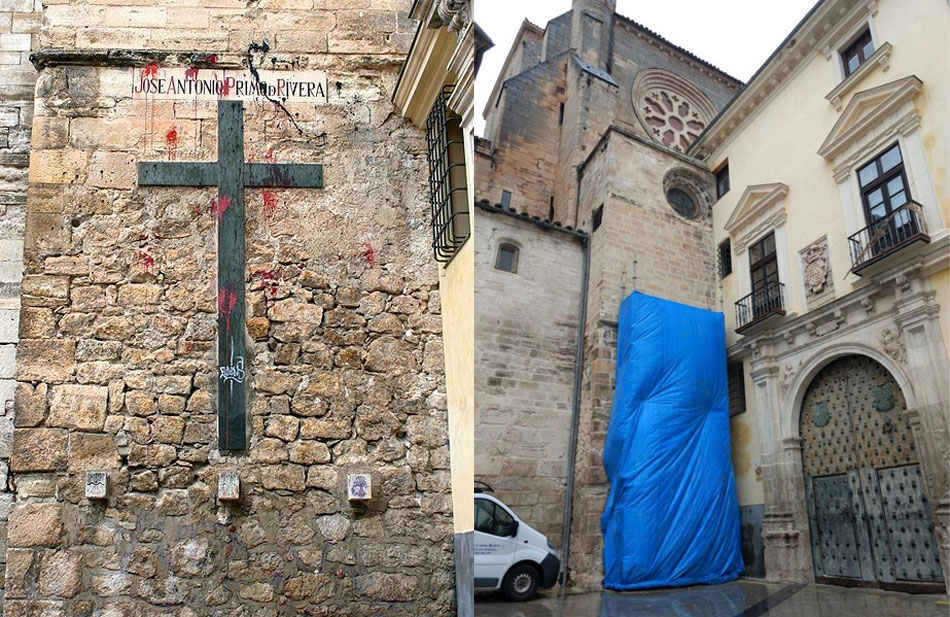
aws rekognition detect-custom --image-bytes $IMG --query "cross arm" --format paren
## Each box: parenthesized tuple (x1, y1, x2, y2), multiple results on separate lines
(244, 163, 323, 188)
(138, 162, 219, 187)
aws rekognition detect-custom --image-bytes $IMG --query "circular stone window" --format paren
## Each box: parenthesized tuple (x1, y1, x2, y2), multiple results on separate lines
(667, 188, 698, 218)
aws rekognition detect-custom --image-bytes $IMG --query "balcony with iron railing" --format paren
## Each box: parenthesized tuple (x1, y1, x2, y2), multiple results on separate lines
(735, 281, 786, 334)
(848, 201, 930, 276)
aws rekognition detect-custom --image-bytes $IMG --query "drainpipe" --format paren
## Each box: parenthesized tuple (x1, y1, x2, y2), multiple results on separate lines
(558, 165, 592, 587)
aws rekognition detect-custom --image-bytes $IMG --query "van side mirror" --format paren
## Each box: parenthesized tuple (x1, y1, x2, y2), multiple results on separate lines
(509, 520, 519, 537)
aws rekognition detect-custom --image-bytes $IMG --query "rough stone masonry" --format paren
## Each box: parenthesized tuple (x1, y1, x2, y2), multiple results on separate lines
(5, 1, 456, 615)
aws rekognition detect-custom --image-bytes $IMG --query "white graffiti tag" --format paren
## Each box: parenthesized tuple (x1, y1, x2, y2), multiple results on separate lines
(219, 356, 246, 384)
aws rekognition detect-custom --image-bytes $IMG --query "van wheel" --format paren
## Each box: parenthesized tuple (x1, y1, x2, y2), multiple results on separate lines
(502, 563, 539, 601)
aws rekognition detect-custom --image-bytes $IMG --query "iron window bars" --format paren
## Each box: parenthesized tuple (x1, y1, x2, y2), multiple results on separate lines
(426, 85, 470, 263)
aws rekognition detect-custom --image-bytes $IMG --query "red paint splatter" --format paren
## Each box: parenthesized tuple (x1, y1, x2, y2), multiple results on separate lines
(210, 195, 232, 222)
(138, 251, 155, 270)
(218, 287, 238, 334)
(219, 78, 231, 98)
(264, 148, 277, 164)
(142, 62, 159, 78)
(262, 190, 277, 215)
(205, 54, 219, 65)
(165, 126, 178, 160)
(253, 267, 285, 304)
(362, 242, 376, 267)
(184, 66, 199, 80)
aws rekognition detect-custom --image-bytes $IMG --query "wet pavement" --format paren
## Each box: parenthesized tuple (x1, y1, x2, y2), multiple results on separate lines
(474, 579, 949, 616)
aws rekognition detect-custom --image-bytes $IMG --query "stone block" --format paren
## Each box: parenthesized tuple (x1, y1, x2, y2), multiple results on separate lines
(23, 213, 72, 252)
(117, 283, 162, 306)
(0, 33, 30, 52)
(267, 299, 323, 323)
(353, 572, 419, 602)
(10, 428, 66, 471)
(288, 441, 330, 465)
(44, 255, 89, 275)
(39, 550, 83, 598)
(4, 548, 33, 599)
(8, 503, 63, 547)
(260, 464, 305, 492)
(21, 275, 68, 306)
(28, 149, 87, 185)
(68, 433, 120, 472)
(88, 151, 135, 188)
(13, 381, 46, 426)
(48, 384, 107, 431)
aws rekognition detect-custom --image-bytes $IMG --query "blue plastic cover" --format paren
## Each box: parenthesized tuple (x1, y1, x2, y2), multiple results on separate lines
(601, 291, 744, 590)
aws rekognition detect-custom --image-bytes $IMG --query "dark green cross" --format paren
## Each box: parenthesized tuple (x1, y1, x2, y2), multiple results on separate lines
(138, 100, 323, 450)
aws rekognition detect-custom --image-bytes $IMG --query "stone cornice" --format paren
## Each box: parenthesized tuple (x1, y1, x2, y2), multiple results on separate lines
(689, 0, 872, 159)
(818, 75, 922, 162)
(31, 49, 245, 71)
(824, 41, 892, 110)
(724, 182, 789, 253)
(394, 2, 470, 128)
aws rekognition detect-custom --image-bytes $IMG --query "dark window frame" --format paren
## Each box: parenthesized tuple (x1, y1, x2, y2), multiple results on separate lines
(667, 188, 698, 219)
(749, 232, 778, 294)
(495, 243, 519, 273)
(716, 164, 730, 199)
(727, 362, 746, 417)
(858, 142, 911, 227)
(841, 28, 875, 77)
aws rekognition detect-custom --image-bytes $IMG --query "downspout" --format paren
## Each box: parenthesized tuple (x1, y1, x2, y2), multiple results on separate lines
(558, 165, 592, 587)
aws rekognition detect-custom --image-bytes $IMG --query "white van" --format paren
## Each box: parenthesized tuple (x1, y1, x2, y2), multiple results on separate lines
(474, 488, 560, 601)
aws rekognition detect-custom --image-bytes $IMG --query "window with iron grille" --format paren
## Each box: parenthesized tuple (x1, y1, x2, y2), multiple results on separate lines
(426, 85, 469, 263)
(728, 362, 746, 417)
(718, 238, 732, 279)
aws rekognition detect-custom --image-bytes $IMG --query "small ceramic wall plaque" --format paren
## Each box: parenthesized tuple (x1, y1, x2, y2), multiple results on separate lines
(218, 471, 241, 502)
(347, 474, 372, 501)
(85, 471, 108, 500)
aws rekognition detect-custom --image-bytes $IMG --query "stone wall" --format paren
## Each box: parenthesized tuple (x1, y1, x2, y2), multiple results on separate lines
(473, 206, 584, 544)
(476, 56, 566, 218)
(0, 0, 38, 608)
(567, 132, 719, 590)
(6, 1, 456, 615)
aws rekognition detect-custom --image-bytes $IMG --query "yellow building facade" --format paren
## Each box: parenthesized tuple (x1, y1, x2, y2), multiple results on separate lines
(693, 0, 949, 591)
(394, 1, 481, 613)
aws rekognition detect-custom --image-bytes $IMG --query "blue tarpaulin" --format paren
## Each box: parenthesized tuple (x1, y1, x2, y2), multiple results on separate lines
(601, 291, 744, 590)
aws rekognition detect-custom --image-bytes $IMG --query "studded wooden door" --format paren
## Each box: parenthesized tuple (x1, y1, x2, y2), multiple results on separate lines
(800, 355, 944, 589)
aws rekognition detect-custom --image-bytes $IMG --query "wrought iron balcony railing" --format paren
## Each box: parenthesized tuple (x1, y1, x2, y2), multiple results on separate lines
(848, 201, 930, 275)
(735, 281, 786, 333)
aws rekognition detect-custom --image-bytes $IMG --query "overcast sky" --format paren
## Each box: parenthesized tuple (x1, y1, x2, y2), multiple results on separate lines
(474, 0, 818, 134)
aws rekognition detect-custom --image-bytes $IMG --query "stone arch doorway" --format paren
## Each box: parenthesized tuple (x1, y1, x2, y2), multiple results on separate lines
(800, 355, 944, 591)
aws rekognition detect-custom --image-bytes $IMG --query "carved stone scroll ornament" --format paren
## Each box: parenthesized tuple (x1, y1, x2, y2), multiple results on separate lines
(880, 327, 906, 365)
(429, 0, 471, 33)
(780, 361, 802, 394)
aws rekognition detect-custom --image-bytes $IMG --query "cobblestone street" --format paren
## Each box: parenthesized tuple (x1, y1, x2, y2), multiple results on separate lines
(475, 579, 949, 617)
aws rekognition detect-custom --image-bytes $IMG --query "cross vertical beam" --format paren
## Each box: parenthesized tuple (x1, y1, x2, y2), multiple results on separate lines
(216, 100, 246, 451)
(137, 99, 323, 452)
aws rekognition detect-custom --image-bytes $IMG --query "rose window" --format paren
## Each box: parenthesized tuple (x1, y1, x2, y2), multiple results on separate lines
(632, 68, 717, 154)
(641, 91, 707, 152)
